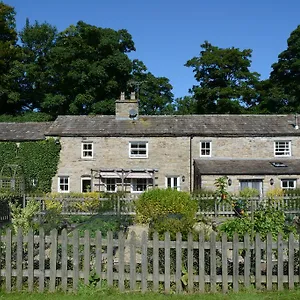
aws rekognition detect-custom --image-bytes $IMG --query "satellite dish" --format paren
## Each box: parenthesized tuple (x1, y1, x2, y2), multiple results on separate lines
(129, 109, 138, 119)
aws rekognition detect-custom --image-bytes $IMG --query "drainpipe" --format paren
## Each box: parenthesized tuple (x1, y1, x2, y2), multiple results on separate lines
(189, 135, 194, 193)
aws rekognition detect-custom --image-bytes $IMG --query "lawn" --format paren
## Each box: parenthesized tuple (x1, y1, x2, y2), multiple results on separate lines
(2, 290, 300, 300)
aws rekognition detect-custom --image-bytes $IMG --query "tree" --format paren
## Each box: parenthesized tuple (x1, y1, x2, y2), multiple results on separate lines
(0, 2, 21, 114)
(185, 41, 260, 114)
(18, 19, 58, 114)
(42, 21, 135, 117)
(173, 96, 197, 114)
(129, 59, 174, 115)
(270, 25, 300, 112)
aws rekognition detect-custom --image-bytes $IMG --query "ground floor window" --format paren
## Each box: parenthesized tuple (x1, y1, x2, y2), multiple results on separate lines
(131, 178, 151, 193)
(165, 176, 180, 191)
(104, 178, 117, 192)
(239, 179, 263, 195)
(281, 179, 297, 190)
(58, 176, 69, 193)
(81, 177, 91, 192)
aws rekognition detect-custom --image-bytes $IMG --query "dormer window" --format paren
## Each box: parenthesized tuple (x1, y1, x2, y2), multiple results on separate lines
(274, 141, 291, 157)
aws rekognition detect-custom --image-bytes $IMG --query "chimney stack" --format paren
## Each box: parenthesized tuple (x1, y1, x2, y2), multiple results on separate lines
(115, 92, 139, 120)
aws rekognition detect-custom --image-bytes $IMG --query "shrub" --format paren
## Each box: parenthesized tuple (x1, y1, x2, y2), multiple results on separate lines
(135, 189, 198, 240)
(218, 207, 296, 241)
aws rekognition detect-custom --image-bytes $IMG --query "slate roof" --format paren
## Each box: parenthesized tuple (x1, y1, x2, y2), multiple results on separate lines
(0, 122, 52, 141)
(194, 159, 300, 175)
(46, 114, 300, 137)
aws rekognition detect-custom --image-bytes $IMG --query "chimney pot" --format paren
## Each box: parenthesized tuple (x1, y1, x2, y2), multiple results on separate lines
(130, 91, 136, 100)
(120, 92, 125, 101)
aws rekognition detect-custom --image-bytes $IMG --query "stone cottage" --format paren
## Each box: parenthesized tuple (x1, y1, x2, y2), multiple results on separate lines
(42, 92, 300, 196)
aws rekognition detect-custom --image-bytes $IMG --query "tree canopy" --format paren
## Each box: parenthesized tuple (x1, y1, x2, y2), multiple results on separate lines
(185, 41, 260, 114)
(2, 1, 300, 120)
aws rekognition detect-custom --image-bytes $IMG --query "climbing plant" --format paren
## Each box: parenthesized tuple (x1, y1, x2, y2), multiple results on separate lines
(0, 138, 60, 193)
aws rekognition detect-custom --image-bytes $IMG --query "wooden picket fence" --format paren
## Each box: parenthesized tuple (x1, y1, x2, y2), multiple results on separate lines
(1, 228, 300, 293)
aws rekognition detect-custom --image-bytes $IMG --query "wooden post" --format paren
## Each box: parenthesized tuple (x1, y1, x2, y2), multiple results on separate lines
(5, 229, 12, 292)
(130, 231, 136, 291)
(288, 233, 295, 290)
(84, 230, 90, 285)
(107, 231, 114, 287)
(73, 229, 79, 292)
(141, 231, 148, 293)
(266, 233, 273, 291)
(187, 232, 194, 293)
(39, 228, 45, 293)
(255, 233, 262, 290)
(118, 231, 125, 292)
(175, 232, 182, 294)
(232, 233, 239, 292)
(198, 232, 205, 293)
(49, 229, 58, 292)
(153, 232, 159, 292)
(222, 233, 228, 293)
(210, 232, 217, 292)
(27, 229, 34, 292)
(244, 233, 250, 289)
(16, 228, 23, 292)
(95, 231, 102, 288)
(61, 229, 68, 292)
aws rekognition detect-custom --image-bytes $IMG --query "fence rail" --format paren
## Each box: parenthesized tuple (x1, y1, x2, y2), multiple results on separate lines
(25, 194, 300, 217)
(1, 228, 300, 293)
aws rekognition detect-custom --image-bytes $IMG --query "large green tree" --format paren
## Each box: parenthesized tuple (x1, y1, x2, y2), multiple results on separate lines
(270, 25, 300, 112)
(41, 21, 135, 117)
(129, 59, 174, 115)
(18, 19, 57, 114)
(0, 2, 21, 114)
(186, 41, 260, 114)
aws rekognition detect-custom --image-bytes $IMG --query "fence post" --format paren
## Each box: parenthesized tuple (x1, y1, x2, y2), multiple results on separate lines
(16, 228, 23, 292)
(49, 229, 58, 292)
(5, 228, 12, 292)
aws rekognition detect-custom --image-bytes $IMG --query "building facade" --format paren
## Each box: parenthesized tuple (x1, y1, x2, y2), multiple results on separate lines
(43, 93, 300, 196)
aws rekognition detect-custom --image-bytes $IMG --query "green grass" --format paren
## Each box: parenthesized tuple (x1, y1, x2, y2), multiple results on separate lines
(2, 290, 300, 300)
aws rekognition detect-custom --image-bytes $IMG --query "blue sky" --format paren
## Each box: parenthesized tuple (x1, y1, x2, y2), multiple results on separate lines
(6, 0, 300, 99)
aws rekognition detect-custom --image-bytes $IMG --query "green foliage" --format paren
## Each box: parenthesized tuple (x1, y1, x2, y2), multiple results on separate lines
(186, 41, 260, 114)
(270, 25, 300, 113)
(0, 139, 60, 193)
(74, 215, 133, 238)
(135, 189, 198, 240)
(219, 207, 296, 241)
(9, 199, 40, 234)
(214, 176, 230, 204)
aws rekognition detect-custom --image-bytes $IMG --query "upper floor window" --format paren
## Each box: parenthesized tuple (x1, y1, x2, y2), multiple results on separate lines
(82, 142, 93, 159)
(58, 176, 69, 193)
(129, 141, 148, 158)
(200, 141, 211, 157)
(281, 179, 296, 190)
(274, 141, 291, 157)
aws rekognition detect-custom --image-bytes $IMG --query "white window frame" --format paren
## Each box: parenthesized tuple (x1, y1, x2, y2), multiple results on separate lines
(129, 141, 148, 158)
(81, 177, 92, 193)
(274, 140, 291, 157)
(131, 178, 149, 193)
(58, 176, 69, 193)
(281, 179, 297, 190)
(200, 141, 211, 157)
(81, 142, 93, 159)
(165, 176, 181, 191)
(104, 178, 117, 193)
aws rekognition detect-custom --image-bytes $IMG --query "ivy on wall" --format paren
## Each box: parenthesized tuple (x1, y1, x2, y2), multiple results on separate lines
(0, 139, 61, 193)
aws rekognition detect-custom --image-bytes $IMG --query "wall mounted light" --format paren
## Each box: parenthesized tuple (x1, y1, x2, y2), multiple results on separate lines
(228, 178, 232, 186)
(270, 178, 274, 185)
(182, 175, 185, 182)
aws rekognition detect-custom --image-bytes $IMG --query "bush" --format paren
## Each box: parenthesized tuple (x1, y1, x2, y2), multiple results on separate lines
(218, 207, 296, 241)
(135, 189, 198, 240)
